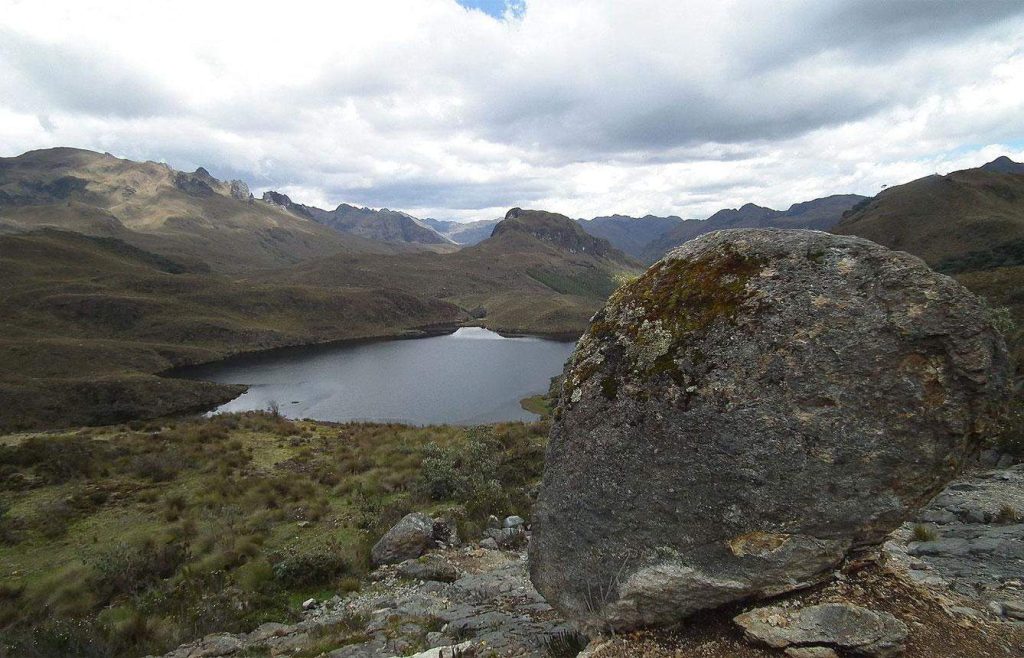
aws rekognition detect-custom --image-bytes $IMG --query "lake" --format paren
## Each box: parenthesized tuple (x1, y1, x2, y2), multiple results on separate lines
(174, 327, 577, 425)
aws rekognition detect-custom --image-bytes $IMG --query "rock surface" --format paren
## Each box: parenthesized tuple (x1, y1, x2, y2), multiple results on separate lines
(883, 463, 1024, 621)
(735, 603, 908, 657)
(158, 547, 574, 658)
(396, 554, 460, 582)
(371, 512, 436, 566)
(531, 229, 1012, 630)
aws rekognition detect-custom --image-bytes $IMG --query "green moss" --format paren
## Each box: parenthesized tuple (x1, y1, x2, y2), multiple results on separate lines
(576, 247, 764, 390)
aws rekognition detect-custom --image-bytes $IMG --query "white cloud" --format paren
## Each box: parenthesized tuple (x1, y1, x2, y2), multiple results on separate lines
(1, 0, 1023, 221)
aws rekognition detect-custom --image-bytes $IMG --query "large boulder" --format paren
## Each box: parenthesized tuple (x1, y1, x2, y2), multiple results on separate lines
(371, 513, 435, 566)
(529, 229, 1011, 631)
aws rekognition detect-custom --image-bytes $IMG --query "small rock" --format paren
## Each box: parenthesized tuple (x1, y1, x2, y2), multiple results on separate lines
(1003, 600, 1024, 621)
(371, 513, 435, 566)
(389, 641, 473, 658)
(988, 600, 1005, 617)
(735, 602, 909, 657)
(978, 449, 1001, 467)
(504, 515, 526, 529)
(785, 648, 839, 658)
(485, 526, 527, 550)
(397, 554, 459, 583)
(480, 537, 499, 550)
(302, 597, 317, 610)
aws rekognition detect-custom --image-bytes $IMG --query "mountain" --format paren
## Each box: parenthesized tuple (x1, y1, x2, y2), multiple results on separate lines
(0, 147, 379, 272)
(491, 208, 632, 261)
(0, 227, 463, 431)
(0, 157, 640, 430)
(422, 217, 501, 245)
(833, 157, 1024, 371)
(640, 194, 868, 262)
(271, 208, 641, 338)
(833, 162, 1024, 265)
(263, 192, 453, 245)
(980, 155, 1024, 175)
(576, 214, 683, 259)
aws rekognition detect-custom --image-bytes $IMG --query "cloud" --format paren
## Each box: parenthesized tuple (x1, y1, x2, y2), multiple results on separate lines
(0, 0, 1022, 221)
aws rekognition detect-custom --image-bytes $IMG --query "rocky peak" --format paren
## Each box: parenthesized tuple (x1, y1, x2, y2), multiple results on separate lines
(229, 179, 252, 202)
(490, 208, 623, 259)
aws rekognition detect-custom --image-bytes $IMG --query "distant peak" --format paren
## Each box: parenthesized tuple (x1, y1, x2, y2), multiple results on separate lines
(262, 190, 294, 205)
(980, 155, 1024, 174)
(505, 207, 524, 220)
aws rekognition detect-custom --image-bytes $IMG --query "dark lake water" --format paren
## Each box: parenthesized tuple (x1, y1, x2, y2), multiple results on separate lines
(176, 327, 576, 425)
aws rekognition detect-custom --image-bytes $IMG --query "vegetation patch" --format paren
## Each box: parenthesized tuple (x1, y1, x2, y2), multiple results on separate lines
(935, 238, 1024, 274)
(0, 413, 549, 657)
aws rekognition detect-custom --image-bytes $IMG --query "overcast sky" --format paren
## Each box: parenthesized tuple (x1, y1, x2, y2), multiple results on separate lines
(2, 0, 1024, 221)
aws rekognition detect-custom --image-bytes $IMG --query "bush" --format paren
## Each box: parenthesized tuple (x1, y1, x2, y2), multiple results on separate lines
(91, 540, 191, 604)
(270, 547, 352, 589)
(0, 436, 105, 483)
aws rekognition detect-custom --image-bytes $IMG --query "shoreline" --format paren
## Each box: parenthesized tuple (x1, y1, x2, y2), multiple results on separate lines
(160, 322, 576, 423)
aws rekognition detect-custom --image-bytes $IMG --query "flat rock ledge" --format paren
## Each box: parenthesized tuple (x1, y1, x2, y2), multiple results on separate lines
(734, 603, 909, 657)
(883, 463, 1024, 622)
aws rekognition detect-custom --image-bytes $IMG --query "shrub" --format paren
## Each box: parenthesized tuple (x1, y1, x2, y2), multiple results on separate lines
(91, 540, 191, 604)
(270, 547, 352, 589)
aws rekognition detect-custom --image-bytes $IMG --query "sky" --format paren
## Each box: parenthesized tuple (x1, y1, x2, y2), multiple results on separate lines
(1, 0, 1024, 222)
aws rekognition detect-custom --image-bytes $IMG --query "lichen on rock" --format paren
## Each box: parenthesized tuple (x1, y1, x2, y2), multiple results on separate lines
(530, 228, 1013, 632)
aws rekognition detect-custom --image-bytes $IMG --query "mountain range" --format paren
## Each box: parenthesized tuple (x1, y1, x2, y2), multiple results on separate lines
(409, 196, 867, 262)
(262, 191, 455, 246)
(2, 146, 1022, 429)
(0, 150, 638, 429)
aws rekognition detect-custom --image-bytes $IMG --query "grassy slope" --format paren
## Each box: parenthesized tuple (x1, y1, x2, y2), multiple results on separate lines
(0, 230, 464, 431)
(0, 413, 548, 657)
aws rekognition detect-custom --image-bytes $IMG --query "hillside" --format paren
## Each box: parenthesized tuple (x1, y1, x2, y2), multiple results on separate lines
(272, 208, 641, 337)
(0, 148, 381, 272)
(0, 186, 639, 430)
(640, 194, 867, 262)
(834, 157, 1024, 370)
(262, 191, 453, 245)
(577, 213, 683, 259)
(0, 229, 464, 431)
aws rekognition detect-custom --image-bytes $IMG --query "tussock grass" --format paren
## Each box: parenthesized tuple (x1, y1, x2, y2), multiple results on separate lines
(0, 412, 549, 657)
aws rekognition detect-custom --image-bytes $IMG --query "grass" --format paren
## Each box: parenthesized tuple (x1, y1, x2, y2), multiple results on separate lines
(0, 412, 549, 657)
(911, 524, 938, 542)
(995, 504, 1020, 524)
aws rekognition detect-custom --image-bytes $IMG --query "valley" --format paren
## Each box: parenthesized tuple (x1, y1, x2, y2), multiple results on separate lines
(2, 146, 1024, 658)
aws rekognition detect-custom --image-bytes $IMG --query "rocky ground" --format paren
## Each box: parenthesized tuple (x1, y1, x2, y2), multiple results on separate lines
(157, 545, 575, 658)
(156, 465, 1023, 658)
